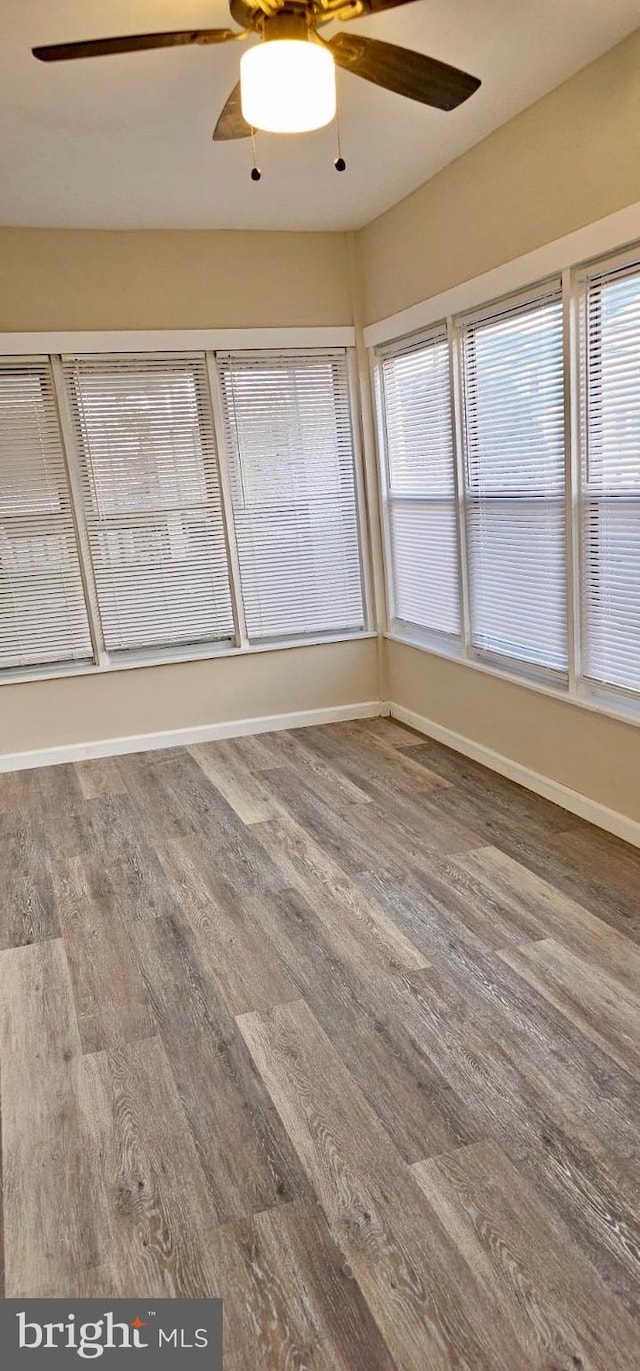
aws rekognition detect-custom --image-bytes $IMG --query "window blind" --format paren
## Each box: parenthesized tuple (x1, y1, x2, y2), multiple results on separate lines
(461, 287, 567, 673)
(379, 330, 460, 638)
(0, 359, 92, 671)
(582, 259, 640, 694)
(217, 350, 365, 642)
(64, 355, 234, 654)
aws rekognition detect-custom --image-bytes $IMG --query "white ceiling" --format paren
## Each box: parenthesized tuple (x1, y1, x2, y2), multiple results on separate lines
(0, 0, 638, 231)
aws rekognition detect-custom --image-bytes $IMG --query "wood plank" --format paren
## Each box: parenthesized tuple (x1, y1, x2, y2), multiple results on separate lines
(75, 756, 127, 799)
(401, 738, 583, 837)
(412, 1138, 640, 1371)
(107, 890, 311, 1223)
(258, 766, 390, 879)
(500, 938, 640, 1079)
(0, 939, 114, 1296)
(360, 867, 495, 962)
(224, 871, 471, 1162)
(251, 812, 428, 977)
(0, 807, 59, 949)
(257, 728, 374, 810)
(227, 1201, 398, 1371)
(408, 926, 640, 1165)
(453, 817, 640, 946)
(551, 825, 640, 939)
(0, 767, 40, 809)
(300, 721, 451, 795)
(388, 966, 640, 1316)
(156, 834, 299, 1016)
(238, 997, 523, 1371)
(52, 854, 154, 1053)
(452, 846, 640, 988)
(82, 1035, 223, 1297)
(188, 740, 282, 824)
(435, 926, 640, 1162)
(350, 716, 425, 748)
(36, 761, 94, 858)
(85, 794, 186, 922)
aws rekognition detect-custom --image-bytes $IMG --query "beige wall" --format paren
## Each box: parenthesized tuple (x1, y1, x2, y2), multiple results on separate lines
(358, 26, 640, 324)
(0, 640, 378, 759)
(388, 642, 640, 825)
(0, 227, 352, 330)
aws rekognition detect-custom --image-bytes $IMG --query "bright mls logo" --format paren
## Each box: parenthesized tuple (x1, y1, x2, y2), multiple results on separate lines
(2, 1300, 223, 1367)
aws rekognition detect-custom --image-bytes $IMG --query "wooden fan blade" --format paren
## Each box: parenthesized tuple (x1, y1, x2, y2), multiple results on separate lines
(213, 84, 252, 141)
(32, 29, 243, 63)
(329, 33, 480, 111)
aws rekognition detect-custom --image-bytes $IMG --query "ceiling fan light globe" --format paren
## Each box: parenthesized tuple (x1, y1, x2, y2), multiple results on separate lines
(240, 41, 336, 134)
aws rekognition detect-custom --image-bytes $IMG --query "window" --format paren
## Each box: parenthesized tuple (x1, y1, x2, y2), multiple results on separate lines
(64, 355, 234, 655)
(217, 350, 365, 642)
(378, 330, 460, 640)
(460, 286, 567, 675)
(581, 256, 640, 695)
(0, 359, 92, 672)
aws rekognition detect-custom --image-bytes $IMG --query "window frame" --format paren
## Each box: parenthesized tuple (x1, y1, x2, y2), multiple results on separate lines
(374, 247, 640, 725)
(456, 278, 569, 685)
(215, 346, 370, 646)
(0, 355, 96, 675)
(573, 244, 640, 707)
(375, 323, 465, 651)
(0, 343, 375, 686)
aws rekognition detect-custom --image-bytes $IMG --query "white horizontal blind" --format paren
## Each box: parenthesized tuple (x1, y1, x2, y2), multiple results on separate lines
(64, 354, 234, 654)
(0, 359, 92, 671)
(461, 286, 567, 672)
(217, 350, 364, 642)
(582, 258, 640, 694)
(379, 330, 460, 638)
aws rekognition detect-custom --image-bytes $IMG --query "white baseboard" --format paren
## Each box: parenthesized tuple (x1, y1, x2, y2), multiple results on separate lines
(388, 701, 640, 850)
(0, 701, 382, 774)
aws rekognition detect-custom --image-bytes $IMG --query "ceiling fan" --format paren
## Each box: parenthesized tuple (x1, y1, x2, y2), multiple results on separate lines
(32, 0, 481, 153)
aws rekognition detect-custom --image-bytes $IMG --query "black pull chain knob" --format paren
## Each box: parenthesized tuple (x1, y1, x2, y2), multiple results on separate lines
(250, 166, 262, 182)
(334, 156, 346, 172)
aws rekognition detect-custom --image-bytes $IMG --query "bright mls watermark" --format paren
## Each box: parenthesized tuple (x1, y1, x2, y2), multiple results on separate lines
(1, 1300, 223, 1367)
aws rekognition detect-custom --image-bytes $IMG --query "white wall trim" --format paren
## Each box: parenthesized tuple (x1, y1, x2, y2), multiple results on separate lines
(0, 327, 355, 356)
(387, 701, 640, 851)
(0, 700, 381, 773)
(364, 201, 640, 347)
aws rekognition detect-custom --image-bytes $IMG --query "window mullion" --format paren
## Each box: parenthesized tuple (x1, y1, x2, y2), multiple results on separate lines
(448, 316, 472, 657)
(346, 347, 377, 635)
(205, 351, 249, 650)
(370, 351, 396, 633)
(49, 353, 108, 667)
(563, 267, 582, 695)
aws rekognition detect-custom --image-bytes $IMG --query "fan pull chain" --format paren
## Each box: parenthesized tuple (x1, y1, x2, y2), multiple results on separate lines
(334, 105, 346, 173)
(250, 127, 262, 182)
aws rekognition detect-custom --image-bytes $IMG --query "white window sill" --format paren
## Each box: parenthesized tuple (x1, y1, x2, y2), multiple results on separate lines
(385, 628, 640, 731)
(0, 629, 377, 689)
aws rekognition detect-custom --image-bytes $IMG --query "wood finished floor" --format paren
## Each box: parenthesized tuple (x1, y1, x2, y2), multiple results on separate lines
(0, 717, 639, 1369)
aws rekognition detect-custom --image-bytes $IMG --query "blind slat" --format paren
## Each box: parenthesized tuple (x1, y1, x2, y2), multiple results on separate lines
(218, 351, 364, 642)
(64, 355, 234, 653)
(0, 359, 92, 671)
